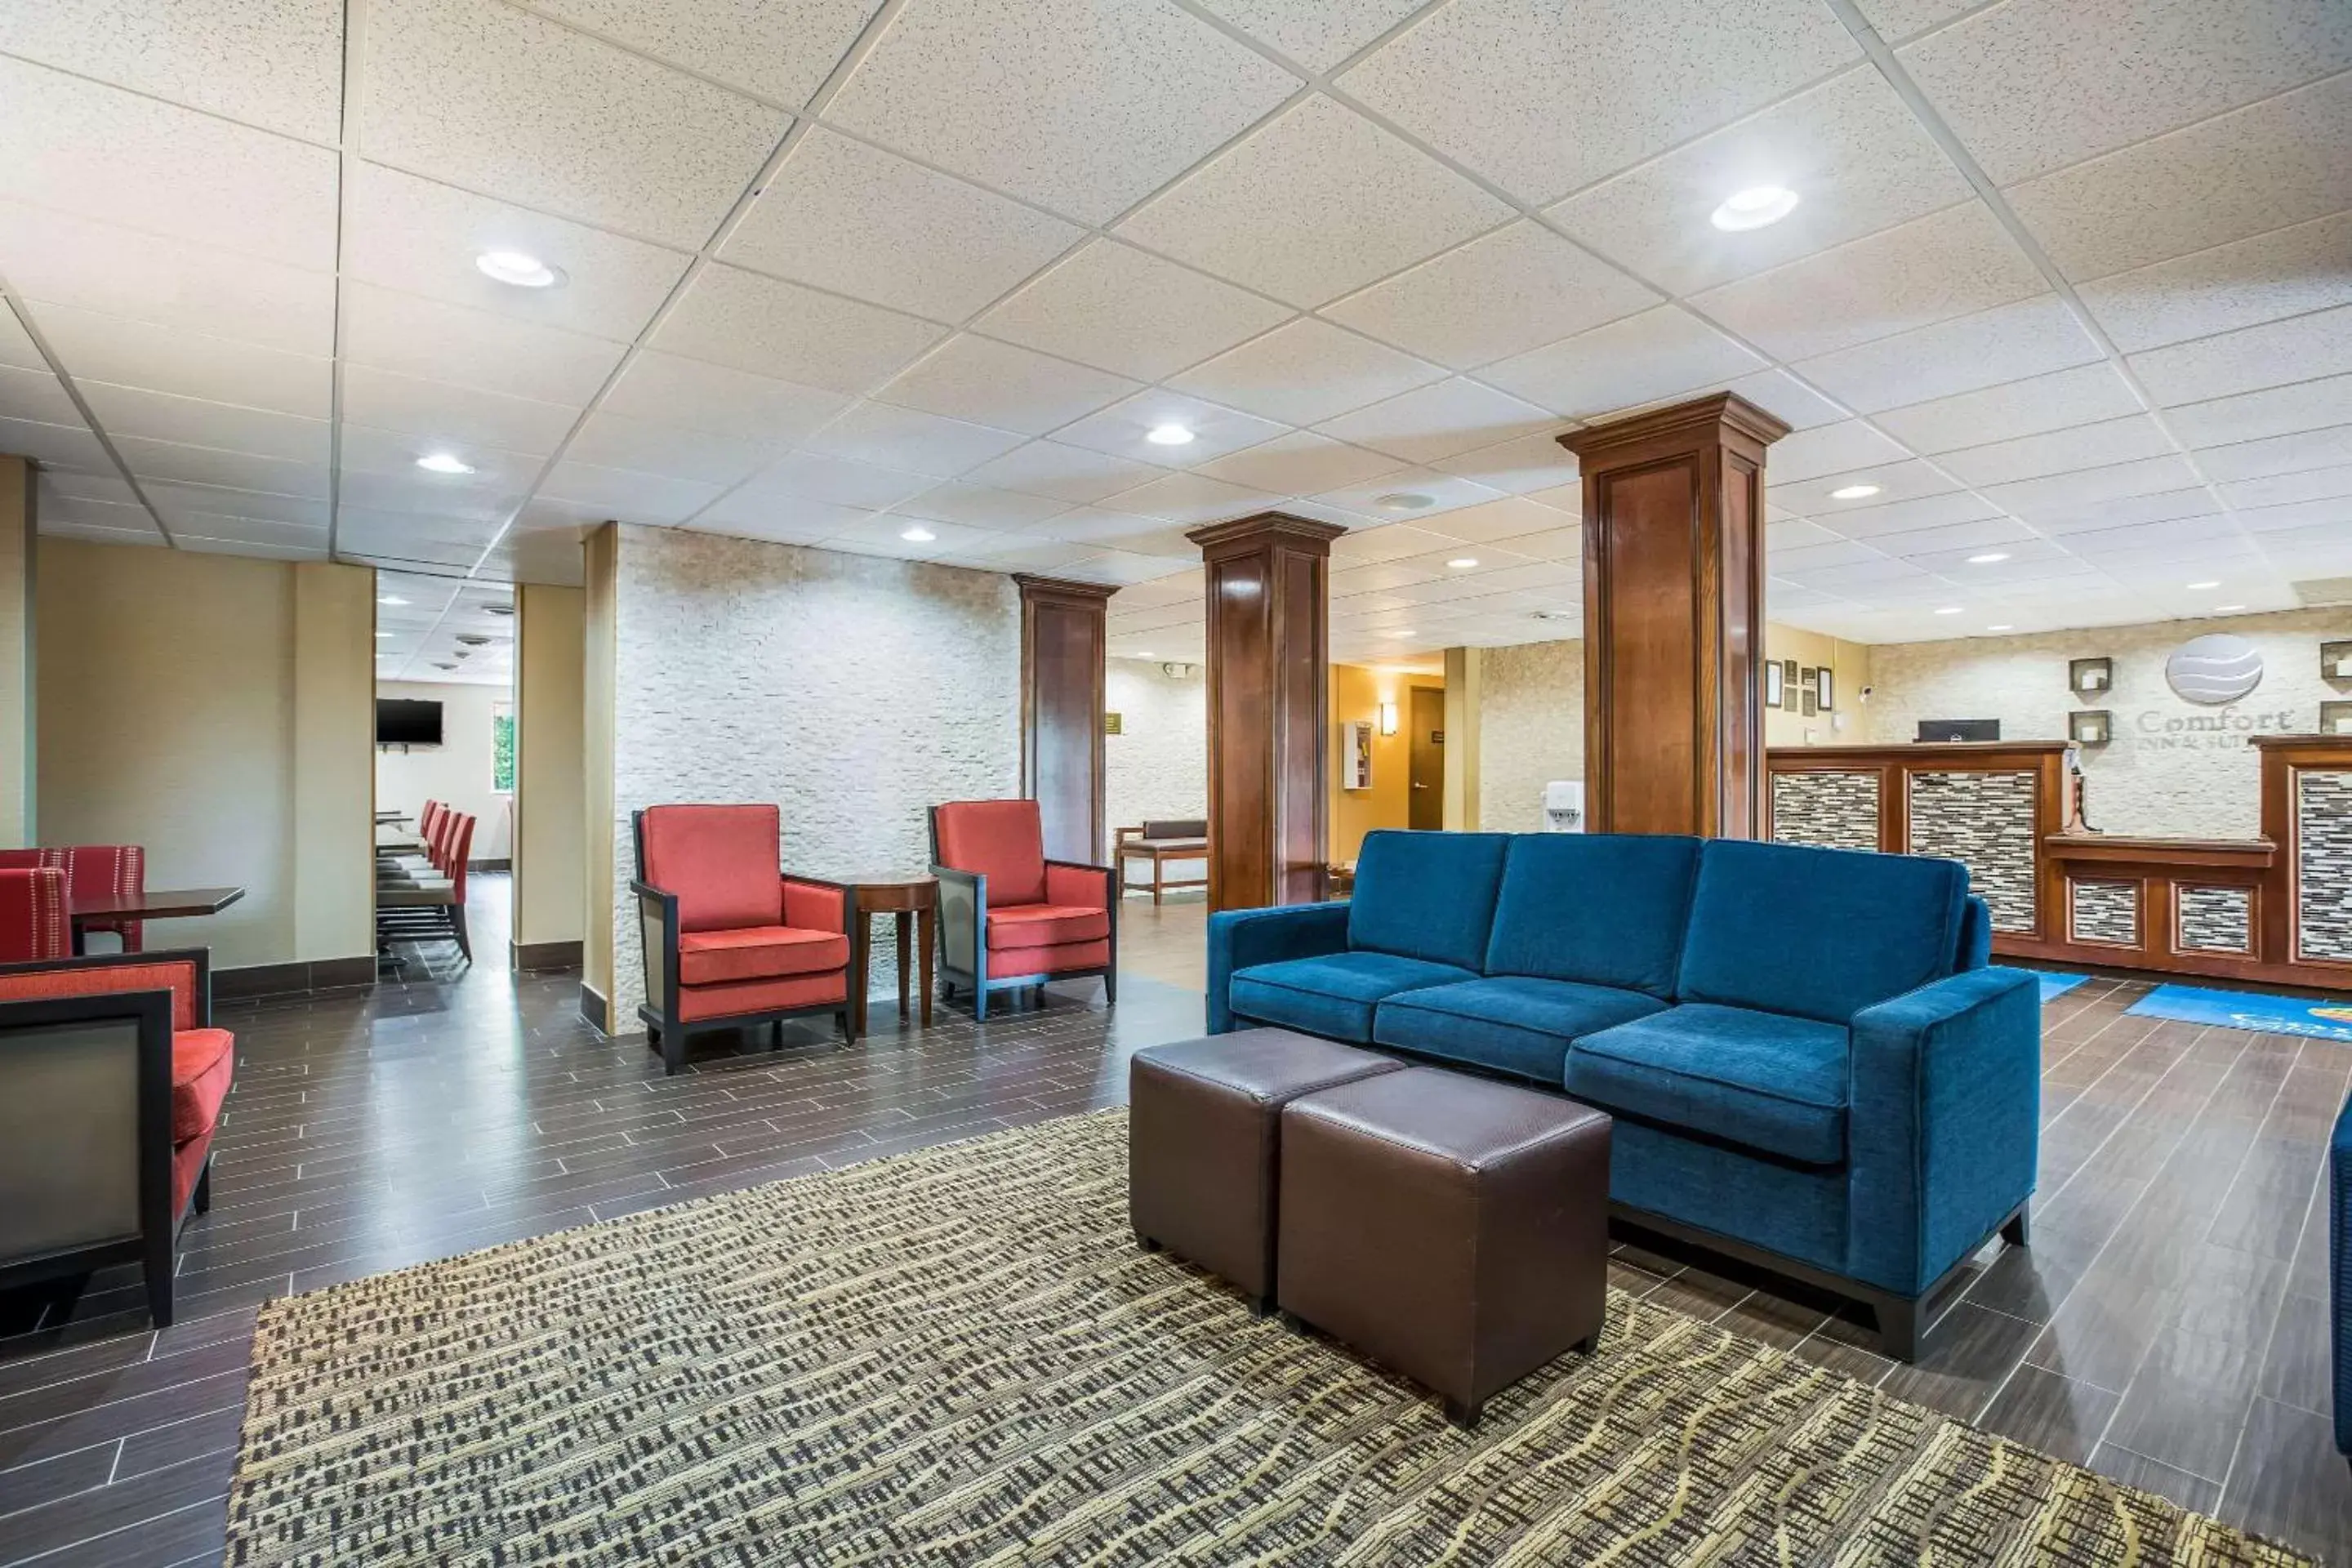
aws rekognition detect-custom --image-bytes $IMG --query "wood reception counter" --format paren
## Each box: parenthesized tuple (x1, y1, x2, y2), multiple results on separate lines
(1766, 736, 2352, 992)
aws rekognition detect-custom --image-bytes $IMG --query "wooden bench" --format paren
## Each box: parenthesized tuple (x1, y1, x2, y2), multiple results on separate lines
(1116, 819, 1209, 904)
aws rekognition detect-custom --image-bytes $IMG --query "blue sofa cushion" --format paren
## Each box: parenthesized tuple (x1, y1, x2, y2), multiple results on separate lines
(1677, 839, 1968, 1025)
(1230, 951, 1479, 1044)
(1373, 976, 1668, 1085)
(1347, 830, 1512, 972)
(1567, 1004, 1851, 1166)
(1484, 834, 1702, 996)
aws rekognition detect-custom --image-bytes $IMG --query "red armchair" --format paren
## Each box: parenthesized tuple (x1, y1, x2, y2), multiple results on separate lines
(929, 800, 1116, 1021)
(631, 805, 857, 1074)
(0, 948, 231, 1326)
(0, 865, 69, 962)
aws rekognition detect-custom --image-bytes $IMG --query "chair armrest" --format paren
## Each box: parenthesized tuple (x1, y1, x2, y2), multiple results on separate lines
(0, 949, 212, 1030)
(782, 875, 853, 936)
(1045, 860, 1114, 911)
(630, 880, 679, 1024)
(933, 865, 984, 978)
(1205, 902, 1351, 1034)
(1846, 965, 2041, 1295)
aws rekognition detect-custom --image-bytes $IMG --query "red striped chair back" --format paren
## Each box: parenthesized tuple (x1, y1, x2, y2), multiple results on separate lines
(443, 813, 474, 901)
(0, 849, 63, 871)
(0, 866, 69, 961)
(61, 844, 145, 952)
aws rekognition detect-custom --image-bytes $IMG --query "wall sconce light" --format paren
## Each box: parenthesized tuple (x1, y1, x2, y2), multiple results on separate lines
(1378, 701, 1398, 736)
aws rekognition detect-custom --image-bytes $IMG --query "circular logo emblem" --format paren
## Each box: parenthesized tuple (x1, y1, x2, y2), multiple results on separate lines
(2164, 634, 2263, 705)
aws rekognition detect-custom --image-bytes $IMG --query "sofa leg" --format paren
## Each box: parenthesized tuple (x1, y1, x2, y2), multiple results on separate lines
(2001, 1205, 2030, 1247)
(1443, 1396, 1481, 1429)
(193, 1161, 212, 1216)
(143, 1229, 175, 1329)
(1876, 1294, 1922, 1361)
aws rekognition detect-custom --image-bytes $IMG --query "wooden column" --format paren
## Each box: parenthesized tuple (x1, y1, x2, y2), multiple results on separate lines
(1015, 575, 1116, 865)
(1560, 393, 1788, 838)
(1187, 512, 1344, 911)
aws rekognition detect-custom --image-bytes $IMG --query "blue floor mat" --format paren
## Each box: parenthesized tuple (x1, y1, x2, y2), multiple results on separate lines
(2127, 984, 2352, 1042)
(2036, 973, 2088, 1002)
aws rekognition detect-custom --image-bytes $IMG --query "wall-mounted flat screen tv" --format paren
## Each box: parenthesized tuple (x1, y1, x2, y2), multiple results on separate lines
(376, 697, 443, 746)
(1917, 719, 1999, 742)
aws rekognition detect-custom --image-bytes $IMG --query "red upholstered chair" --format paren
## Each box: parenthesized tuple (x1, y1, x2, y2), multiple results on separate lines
(0, 866, 69, 963)
(929, 800, 1116, 1021)
(631, 805, 856, 1075)
(60, 844, 145, 952)
(0, 948, 232, 1326)
(0, 849, 62, 870)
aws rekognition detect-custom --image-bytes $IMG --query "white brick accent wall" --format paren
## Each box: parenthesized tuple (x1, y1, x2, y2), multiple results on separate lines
(1478, 638, 1584, 832)
(609, 525, 1021, 1021)
(1104, 657, 1207, 857)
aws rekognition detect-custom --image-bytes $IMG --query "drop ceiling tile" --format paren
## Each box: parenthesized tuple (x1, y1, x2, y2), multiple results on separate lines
(1313, 467, 1506, 519)
(1981, 453, 2203, 520)
(1058, 550, 1200, 586)
(539, 461, 728, 524)
(0, 365, 79, 428)
(143, 479, 327, 529)
(77, 382, 329, 466)
(688, 490, 873, 541)
(171, 513, 332, 549)
(1196, 431, 1401, 496)
(1549, 69, 1973, 299)
(345, 163, 692, 343)
(1428, 430, 1581, 496)
(799, 400, 1027, 478)
(724, 452, 933, 511)
(176, 532, 329, 561)
(1481, 306, 1766, 421)
(958, 538, 1097, 573)
(1936, 414, 2182, 489)
(1171, 318, 1447, 427)
(2238, 495, 2352, 534)
(2130, 302, 2352, 408)
(42, 488, 160, 532)
(0, 0, 341, 143)
(1723, 369, 1849, 431)
(826, 0, 1298, 225)
(1339, 0, 1857, 204)
(598, 351, 853, 447)
(1853, 0, 1976, 42)
(2196, 422, 2352, 483)
(874, 336, 1139, 438)
(1330, 523, 1458, 564)
(339, 424, 543, 498)
(108, 435, 328, 498)
(724, 128, 1085, 322)
(1898, 0, 2352, 188)
(817, 513, 1004, 561)
(1416, 494, 1575, 545)
(523, 0, 883, 108)
(973, 241, 1292, 382)
(1691, 201, 2043, 364)
(1871, 362, 2142, 453)
(2076, 211, 2352, 360)
(1118, 96, 1512, 310)
(362, 0, 788, 249)
(1773, 459, 1961, 516)
(341, 366, 582, 457)
(1031, 506, 1185, 548)
(961, 439, 1165, 505)
(0, 201, 334, 359)
(0, 56, 339, 269)
(2007, 74, 2352, 284)
(2221, 462, 2352, 510)
(1312, 376, 1555, 465)
(1793, 294, 2105, 414)
(1322, 220, 1659, 372)
(343, 282, 627, 407)
(1811, 489, 2001, 540)
(1054, 390, 1289, 468)
(1100, 471, 1280, 527)
(2029, 484, 2219, 535)
(892, 483, 1076, 531)
(650, 264, 948, 395)
(1768, 420, 1913, 485)
(1864, 515, 2039, 555)
(564, 410, 781, 487)
(1193, 0, 1427, 71)
(23, 302, 332, 419)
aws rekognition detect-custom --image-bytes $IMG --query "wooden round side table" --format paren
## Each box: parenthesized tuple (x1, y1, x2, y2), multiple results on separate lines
(835, 874, 939, 1034)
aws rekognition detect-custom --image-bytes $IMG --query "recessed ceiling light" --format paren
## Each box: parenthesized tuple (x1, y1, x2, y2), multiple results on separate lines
(898, 524, 937, 542)
(378, 595, 408, 605)
(1829, 483, 1882, 501)
(474, 250, 564, 288)
(1967, 552, 2010, 564)
(483, 602, 516, 617)
(1145, 424, 1196, 446)
(375, 631, 393, 639)
(1987, 624, 2014, 631)
(2186, 580, 2221, 590)
(416, 452, 474, 474)
(1710, 185, 1800, 232)
(1446, 557, 1479, 569)
(2214, 604, 2246, 612)
(1934, 606, 1963, 615)
(1374, 492, 1436, 512)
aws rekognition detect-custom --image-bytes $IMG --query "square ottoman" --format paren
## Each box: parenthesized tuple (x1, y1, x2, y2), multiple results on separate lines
(1129, 1028, 1405, 1313)
(1279, 1067, 1611, 1424)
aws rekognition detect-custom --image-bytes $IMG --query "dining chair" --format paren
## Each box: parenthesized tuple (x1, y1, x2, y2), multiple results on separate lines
(60, 844, 146, 952)
(377, 811, 474, 961)
(0, 866, 69, 963)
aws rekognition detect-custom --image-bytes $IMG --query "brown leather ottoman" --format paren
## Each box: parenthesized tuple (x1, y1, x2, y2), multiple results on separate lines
(1278, 1067, 1611, 1425)
(1129, 1029, 1406, 1313)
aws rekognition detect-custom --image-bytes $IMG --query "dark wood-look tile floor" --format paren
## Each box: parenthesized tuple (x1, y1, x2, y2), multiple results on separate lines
(1, 883, 2346, 1566)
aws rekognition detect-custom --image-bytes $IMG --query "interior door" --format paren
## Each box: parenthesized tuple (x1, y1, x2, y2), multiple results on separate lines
(1408, 687, 1445, 831)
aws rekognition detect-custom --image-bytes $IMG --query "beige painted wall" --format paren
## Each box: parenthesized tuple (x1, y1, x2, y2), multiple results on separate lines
(1478, 638, 1584, 833)
(374, 680, 512, 861)
(1328, 662, 1444, 861)
(1441, 647, 1481, 830)
(36, 541, 372, 970)
(1864, 607, 2352, 840)
(1765, 625, 1873, 748)
(514, 583, 585, 953)
(0, 457, 31, 845)
(582, 526, 618, 1022)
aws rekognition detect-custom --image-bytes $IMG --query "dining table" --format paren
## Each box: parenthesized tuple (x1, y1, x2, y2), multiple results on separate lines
(69, 885, 247, 955)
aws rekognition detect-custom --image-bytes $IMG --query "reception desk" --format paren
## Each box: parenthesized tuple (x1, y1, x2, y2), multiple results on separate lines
(1766, 736, 2352, 992)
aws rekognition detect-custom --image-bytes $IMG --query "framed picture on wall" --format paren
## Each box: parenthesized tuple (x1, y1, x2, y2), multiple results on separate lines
(1815, 666, 1834, 712)
(1764, 661, 1784, 708)
(1802, 688, 1819, 717)
(1784, 658, 1799, 698)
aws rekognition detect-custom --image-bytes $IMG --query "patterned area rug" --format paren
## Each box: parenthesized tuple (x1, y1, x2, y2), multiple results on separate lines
(225, 1111, 2307, 1566)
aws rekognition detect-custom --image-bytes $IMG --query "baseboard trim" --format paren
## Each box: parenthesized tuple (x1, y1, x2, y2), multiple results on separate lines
(216, 956, 377, 999)
(579, 982, 610, 1032)
(470, 857, 511, 873)
(511, 938, 582, 972)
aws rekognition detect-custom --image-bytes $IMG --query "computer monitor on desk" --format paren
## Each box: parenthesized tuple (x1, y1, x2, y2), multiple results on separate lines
(1918, 719, 2000, 742)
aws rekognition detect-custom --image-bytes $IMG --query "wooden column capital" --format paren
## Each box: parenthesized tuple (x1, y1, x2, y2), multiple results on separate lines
(1014, 575, 1116, 865)
(1187, 512, 1345, 911)
(1561, 393, 1789, 838)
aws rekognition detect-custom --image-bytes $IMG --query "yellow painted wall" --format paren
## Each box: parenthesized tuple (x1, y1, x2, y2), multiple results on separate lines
(514, 583, 586, 955)
(1328, 662, 1444, 862)
(1764, 625, 1873, 747)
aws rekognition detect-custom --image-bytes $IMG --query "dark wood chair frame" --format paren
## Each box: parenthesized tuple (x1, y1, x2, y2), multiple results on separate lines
(628, 810, 859, 1076)
(0, 947, 218, 1327)
(927, 808, 1117, 1022)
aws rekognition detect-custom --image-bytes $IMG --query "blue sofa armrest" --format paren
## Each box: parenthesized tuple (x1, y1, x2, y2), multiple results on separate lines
(1846, 965, 2041, 1296)
(1204, 902, 1351, 1034)
(2332, 1088, 2352, 1454)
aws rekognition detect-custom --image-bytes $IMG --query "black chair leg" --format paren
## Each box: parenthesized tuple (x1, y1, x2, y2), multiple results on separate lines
(144, 1229, 176, 1328)
(450, 903, 472, 962)
(193, 1161, 212, 1215)
(1102, 968, 1116, 1004)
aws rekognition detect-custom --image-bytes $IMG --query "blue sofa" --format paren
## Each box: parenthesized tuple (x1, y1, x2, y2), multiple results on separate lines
(1205, 829, 2041, 1357)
